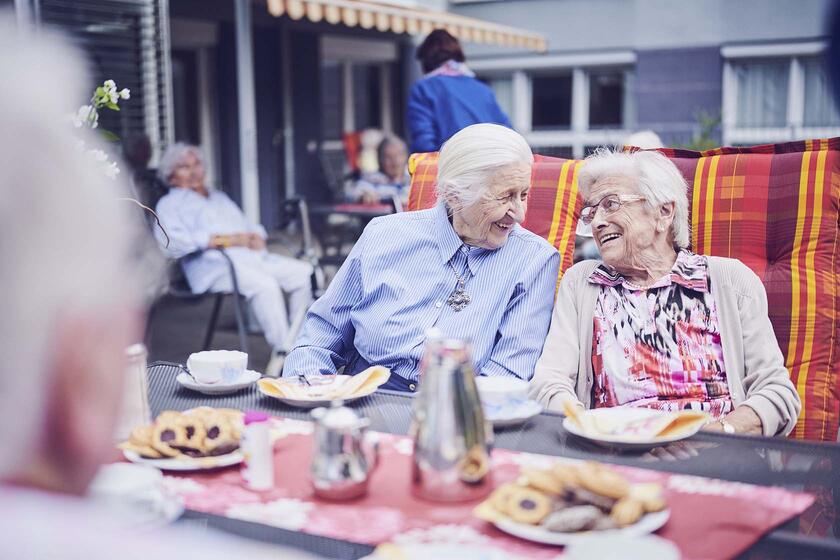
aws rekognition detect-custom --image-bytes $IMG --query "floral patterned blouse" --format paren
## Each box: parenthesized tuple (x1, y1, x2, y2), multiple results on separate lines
(589, 250, 733, 418)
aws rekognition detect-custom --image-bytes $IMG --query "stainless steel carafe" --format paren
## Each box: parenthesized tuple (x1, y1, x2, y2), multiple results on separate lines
(310, 401, 379, 500)
(410, 335, 493, 502)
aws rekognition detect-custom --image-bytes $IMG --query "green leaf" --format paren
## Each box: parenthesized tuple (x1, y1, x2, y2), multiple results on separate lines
(99, 129, 120, 142)
(105, 102, 120, 111)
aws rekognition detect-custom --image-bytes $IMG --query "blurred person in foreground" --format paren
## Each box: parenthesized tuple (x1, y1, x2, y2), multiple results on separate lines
(0, 18, 314, 558)
(408, 29, 512, 154)
(347, 135, 411, 206)
(529, 149, 800, 436)
(284, 124, 559, 391)
(154, 143, 314, 374)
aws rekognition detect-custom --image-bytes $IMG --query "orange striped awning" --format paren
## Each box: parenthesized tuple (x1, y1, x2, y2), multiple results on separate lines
(264, 0, 547, 52)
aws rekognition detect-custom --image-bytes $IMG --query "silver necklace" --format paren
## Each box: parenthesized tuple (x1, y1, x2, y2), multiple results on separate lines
(446, 259, 471, 311)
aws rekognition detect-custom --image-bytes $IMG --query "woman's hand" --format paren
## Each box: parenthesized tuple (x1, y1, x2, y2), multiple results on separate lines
(209, 233, 252, 249)
(702, 406, 763, 436)
(247, 233, 266, 251)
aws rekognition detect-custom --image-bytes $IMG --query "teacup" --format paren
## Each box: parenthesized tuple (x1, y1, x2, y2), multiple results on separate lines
(187, 350, 248, 384)
(475, 376, 529, 413)
(88, 463, 165, 515)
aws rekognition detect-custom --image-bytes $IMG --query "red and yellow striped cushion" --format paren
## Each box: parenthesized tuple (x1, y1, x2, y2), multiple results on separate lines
(408, 139, 840, 441)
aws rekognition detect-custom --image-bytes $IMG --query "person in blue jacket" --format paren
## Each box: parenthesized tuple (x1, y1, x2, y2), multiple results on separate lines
(408, 29, 513, 154)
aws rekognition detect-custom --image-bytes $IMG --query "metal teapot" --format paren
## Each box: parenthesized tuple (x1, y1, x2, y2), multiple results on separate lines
(310, 400, 379, 500)
(410, 334, 493, 502)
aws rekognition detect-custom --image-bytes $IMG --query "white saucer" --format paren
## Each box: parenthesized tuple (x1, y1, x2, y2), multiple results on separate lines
(177, 369, 261, 395)
(258, 375, 378, 408)
(484, 399, 543, 427)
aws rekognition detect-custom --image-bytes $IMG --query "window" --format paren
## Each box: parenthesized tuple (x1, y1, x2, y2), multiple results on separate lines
(38, 0, 172, 159)
(722, 43, 840, 145)
(485, 77, 513, 122)
(472, 52, 635, 158)
(589, 70, 624, 128)
(531, 74, 572, 129)
(352, 64, 382, 131)
(803, 58, 840, 127)
(733, 60, 789, 127)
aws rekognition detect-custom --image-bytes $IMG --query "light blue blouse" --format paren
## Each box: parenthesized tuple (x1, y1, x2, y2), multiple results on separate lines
(283, 203, 559, 383)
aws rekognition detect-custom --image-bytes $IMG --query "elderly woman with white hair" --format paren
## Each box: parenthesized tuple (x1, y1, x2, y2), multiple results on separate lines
(154, 143, 314, 369)
(284, 124, 559, 391)
(530, 149, 800, 436)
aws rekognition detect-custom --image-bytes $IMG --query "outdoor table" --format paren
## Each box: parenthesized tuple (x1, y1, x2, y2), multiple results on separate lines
(308, 202, 396, 220)
(146, 362, 840, 559)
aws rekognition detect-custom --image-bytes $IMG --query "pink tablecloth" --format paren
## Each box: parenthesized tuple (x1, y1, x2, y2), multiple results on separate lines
(162, 418, 814, 559)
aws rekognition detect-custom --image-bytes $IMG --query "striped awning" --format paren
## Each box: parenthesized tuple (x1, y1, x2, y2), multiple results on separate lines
(264, 0, 547, 52)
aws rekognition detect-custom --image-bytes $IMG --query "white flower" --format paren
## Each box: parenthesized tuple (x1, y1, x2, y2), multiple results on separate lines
(72, 105, 93, 128)
(119, 88, 130, 100)
(103, 161, 120, 179)
(108, 91, 119, 104)
(103, 79, 116, 92)
(88, 149, 108, 162)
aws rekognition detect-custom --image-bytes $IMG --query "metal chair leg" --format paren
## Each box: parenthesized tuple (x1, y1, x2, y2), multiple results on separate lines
(202, 294, 224, 350)
(230, 293, 249, 357)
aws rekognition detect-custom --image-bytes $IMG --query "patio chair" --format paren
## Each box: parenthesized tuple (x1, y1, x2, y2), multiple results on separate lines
(144, 247, 250, 359)
(407, 139, 840, 443)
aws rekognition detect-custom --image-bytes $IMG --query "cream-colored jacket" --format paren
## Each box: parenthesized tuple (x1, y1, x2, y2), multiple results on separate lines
(528, 257, 801, 436)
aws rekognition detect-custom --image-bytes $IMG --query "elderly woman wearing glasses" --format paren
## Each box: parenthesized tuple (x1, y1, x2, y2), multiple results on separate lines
(283, 124, 559, 392)
(530, 149, 800, 436)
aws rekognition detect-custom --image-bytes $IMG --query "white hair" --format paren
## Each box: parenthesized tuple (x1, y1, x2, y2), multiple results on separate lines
(577, 148, 691, 249)
(436, 124, 533, 213)
(157, 142, 206, 185)
(623, 130, 664, 150)
(0, 19, 150, 478)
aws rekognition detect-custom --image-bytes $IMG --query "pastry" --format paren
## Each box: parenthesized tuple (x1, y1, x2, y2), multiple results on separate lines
(200, 415, 239, 455)
(151, 415, 192, 457)
(577, 462, 630, 500)
(506, 487, 552, 525)
(520, 467, 565, 495)
(551, 463, 581, 489)
(541, 505, 603, 533)
(611, 497, 645, 526)
(569, 486, 618, 512)
(118, 425, 162, 458)
(489, 483, 519, 514)
(629, 483, 667, 512)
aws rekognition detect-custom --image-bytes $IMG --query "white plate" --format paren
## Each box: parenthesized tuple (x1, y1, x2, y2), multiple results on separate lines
(258, 375, 378, 408)
(494, 509, 670, 546)
(177, 370, 261, 395)
(123, 448, 243, 471)
(486, 400, 543, 428)
(563, 408, 703, 450)
(362, 543, 527, 560)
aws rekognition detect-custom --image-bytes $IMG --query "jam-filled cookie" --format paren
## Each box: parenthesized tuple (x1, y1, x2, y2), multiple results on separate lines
(488, 483, 519, 514)
(506, 487, 552, 525)
(200, 416, 239, 455)
(151, 415, 193, 458)
(171, 415, 207, 457)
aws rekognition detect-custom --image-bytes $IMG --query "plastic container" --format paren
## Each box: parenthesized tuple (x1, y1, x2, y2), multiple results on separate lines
(241, 411, 274, 491)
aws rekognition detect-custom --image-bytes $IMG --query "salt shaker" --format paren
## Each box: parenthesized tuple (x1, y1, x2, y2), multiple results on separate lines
(241, 411, 274, 491)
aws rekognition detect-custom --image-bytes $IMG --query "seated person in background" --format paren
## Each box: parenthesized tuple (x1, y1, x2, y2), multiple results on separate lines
(284, 124, 559, 392)
(529, 149, 800, 436)
(347, 135, 411, 206)
(0, 20, 313, 559)
(154, 144, 314, 371)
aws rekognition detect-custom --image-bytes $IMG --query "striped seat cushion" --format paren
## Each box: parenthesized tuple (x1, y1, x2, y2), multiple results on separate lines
(407, 139, 840, 441)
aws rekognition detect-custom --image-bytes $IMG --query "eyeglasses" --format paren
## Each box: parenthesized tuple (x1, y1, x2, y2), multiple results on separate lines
(579, 194, 646, 225)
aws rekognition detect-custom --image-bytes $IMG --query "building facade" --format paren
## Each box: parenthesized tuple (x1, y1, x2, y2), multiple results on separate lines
(452, 0, 840, 156)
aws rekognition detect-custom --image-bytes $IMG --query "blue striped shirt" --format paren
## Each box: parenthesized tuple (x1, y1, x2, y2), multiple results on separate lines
(283, 203, 560, 384)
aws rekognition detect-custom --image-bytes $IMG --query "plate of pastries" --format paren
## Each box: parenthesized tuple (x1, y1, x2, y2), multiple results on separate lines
(118, 408, 244, 471)
(474, 460, 669, 545)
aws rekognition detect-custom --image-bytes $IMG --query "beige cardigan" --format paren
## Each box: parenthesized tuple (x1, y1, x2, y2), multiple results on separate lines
(529, 257, 801, 436)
